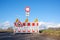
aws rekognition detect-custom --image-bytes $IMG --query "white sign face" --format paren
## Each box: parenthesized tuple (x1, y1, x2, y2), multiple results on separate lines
(26, 12, 29, 16)
(25, 7, 30, 12)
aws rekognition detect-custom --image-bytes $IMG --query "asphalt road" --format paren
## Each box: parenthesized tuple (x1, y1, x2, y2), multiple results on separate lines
(0, 32, 59, 40)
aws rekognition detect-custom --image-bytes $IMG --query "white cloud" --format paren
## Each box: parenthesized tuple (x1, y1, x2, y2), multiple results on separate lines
(39, 21, 60, 30)
(0, 21, 11, 29)
(0, 21, 60, 30)
(3, 21, 10, 27)
(56, 24, 60, 28)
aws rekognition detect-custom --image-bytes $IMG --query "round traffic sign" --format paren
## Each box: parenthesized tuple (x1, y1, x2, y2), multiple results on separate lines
(25, 6, 30, 12)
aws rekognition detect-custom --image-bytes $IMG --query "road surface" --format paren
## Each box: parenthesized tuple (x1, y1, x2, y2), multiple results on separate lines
(0, 32, 59, 40)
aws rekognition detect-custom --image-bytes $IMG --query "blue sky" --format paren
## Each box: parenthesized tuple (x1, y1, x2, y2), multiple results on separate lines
(0, 0, 60, 24)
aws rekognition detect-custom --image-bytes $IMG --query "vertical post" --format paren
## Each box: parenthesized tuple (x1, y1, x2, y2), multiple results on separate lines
(25, 6, 30, 19)
(25, 6, 30, 32)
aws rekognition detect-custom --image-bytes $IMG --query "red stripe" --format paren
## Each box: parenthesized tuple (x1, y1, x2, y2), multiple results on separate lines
(28, 30, 30, 32)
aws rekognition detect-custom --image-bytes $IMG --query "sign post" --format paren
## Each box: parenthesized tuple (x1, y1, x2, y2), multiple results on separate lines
(25, 6, 30, 19)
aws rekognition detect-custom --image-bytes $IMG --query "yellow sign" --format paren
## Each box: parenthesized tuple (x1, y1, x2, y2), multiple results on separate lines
(25, 18, 29, 22)
(16, 18, 19, 22)
(34, 18, 38, 22)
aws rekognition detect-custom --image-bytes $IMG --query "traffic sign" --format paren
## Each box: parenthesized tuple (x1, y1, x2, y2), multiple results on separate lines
(25, 6, 30, 12)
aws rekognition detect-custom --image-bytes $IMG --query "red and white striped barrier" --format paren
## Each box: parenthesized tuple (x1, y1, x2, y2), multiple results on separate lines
(14, 22, 39, 33)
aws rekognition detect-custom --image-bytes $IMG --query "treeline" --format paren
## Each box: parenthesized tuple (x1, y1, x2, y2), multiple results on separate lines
(0, 27, 13, 32)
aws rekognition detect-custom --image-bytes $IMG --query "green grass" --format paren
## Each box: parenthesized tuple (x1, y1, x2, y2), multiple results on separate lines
(41, 29, 60, 36)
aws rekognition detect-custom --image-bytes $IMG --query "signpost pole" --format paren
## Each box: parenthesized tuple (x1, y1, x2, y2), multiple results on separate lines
(25, 6, 30, 19)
